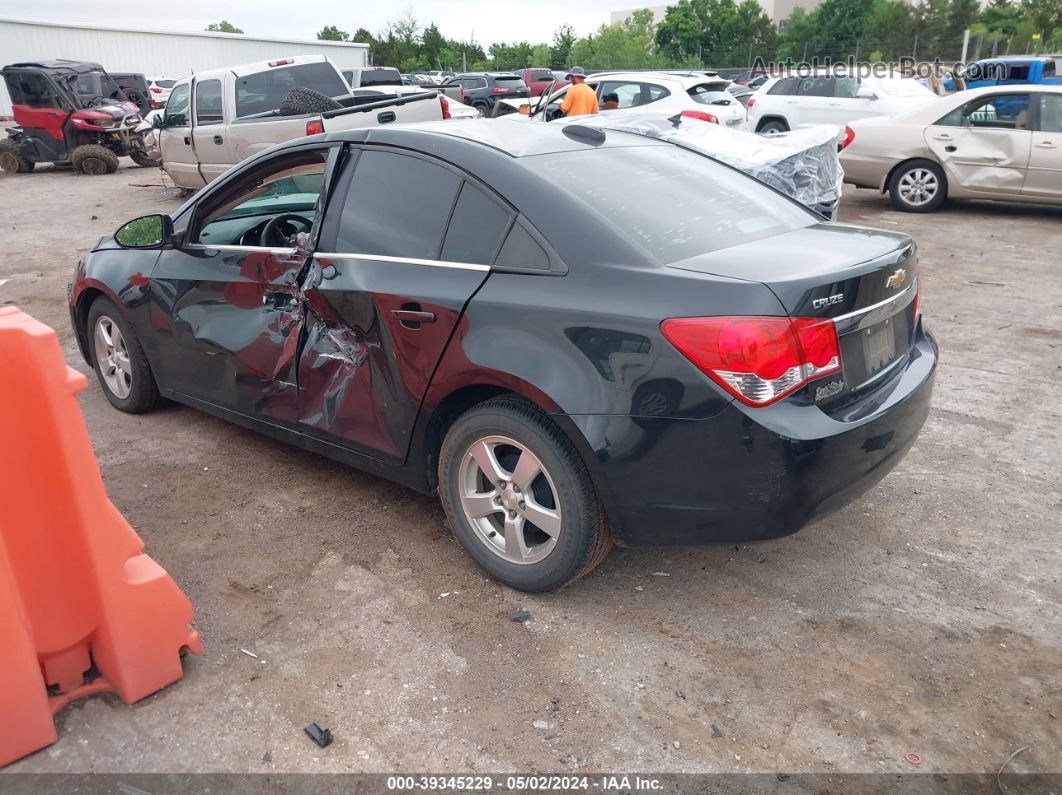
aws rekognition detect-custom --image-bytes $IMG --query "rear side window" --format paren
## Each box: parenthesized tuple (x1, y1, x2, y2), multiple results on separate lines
(195, 79, 223, 125)
(155, 79, 176, 88)
(538, 146, 814, 264)
(688, 84, 732, 105)
(1006, 63, 1030, 80)
(797, 76, 834, 97)
(1044, 61, 1056, 77)
(235, 62, 349, 118)
(497, 222, 549, 271)
(528, 69, 553, 81)
(767, 77, 798, 95)
(441, 183, 511, 264)
(337, 150, 461, 259)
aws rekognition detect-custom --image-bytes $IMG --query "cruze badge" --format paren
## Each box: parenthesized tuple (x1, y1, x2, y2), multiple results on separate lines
(813, 293, 844, 310)
(885, 268, 907, 289)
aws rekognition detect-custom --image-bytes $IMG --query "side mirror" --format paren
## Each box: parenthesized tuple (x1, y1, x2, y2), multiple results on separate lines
(152, 114, 165, 129)
(115, 214, 174, 249)
(856, 85, 878, 100)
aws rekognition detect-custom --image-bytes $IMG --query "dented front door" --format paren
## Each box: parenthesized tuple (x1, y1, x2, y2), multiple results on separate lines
(926, 93, 1032, 195)
(1022, 93, 1062, 199)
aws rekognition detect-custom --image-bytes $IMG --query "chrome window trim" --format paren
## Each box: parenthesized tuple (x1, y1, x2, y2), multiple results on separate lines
(314, 252, 490, 272)
(183, 244, 298, 254)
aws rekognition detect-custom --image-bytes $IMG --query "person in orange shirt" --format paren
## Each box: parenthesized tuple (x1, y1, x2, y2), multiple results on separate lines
(559, 66, 599, 117)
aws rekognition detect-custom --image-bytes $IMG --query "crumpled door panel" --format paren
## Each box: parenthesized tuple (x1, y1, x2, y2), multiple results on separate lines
(295, 256, 488, 463)
(926, 126, 1031, 194)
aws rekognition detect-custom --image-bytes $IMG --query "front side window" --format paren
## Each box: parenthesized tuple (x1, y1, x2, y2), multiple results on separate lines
(1006, 64, 1030, 81)
(336, 150, 461, 259)
(834, 76, 860, 98)
(537, 145, 814, 264)
(1039, 94, 1062, 133)
(195, 150, 327, 246)
(164, 83, 190, 126)
(936, 94, 1031, 129)
(195, 79, 223, 125)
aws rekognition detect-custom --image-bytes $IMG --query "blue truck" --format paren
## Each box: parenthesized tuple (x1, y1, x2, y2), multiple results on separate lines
(949, 56, 1062, 90)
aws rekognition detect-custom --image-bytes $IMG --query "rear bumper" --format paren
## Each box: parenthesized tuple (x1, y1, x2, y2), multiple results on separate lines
(568, 327, 937, 547)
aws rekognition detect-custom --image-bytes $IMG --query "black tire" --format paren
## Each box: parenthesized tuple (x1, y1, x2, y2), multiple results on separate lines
(129, 149, 161, 168)
(72, 144, 120, 175)
(0, 138, 34, 173)
(887, 158, 947, 213)
(278, 86, 342, 116)
(438, 397, 611, 592)
(86, 296, 161, 413)
(757, 118, 789, 134)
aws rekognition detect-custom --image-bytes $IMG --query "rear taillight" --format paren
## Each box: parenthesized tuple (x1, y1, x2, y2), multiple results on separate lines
(305, 119, 324, 136)
(661, 316, 841, 407)
(150, 87, 162, 94)
(459, 88, 465, 104)
(747, 98, 756, 108)
(680, 110, 719, 123)
(839, 125, 855, 150)
(492, 86, 509, 94)
(440, 95, 452, 119)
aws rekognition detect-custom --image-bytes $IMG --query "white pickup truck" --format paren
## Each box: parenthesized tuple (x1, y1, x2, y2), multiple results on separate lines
(158, 55, 448, 188)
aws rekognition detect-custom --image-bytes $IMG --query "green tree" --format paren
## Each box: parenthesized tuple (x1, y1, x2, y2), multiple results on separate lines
(422, 23, 447, 68)
(551, 25, 577, 69)
(657, 0, 706, 62)
(205, 20, 243, 33)
(352, 27, 374, 44)
(317, 25, 350, 41)
(531, 43, 552, 66)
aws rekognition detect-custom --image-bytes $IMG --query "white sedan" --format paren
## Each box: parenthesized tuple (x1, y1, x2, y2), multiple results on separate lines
(497, 71, 748, 129)
(842, 85, 1062, 211)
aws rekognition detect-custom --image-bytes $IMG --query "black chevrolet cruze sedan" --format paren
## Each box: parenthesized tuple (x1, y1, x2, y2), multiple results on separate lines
(69, 120, 937, 592)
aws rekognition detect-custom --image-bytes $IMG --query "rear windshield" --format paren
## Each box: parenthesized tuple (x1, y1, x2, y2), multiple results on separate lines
(235, 62, 349, 118)
(358, 68, 403, 86)
(688, 83, 733, 105)
(527, 69, 553, 81)
(494, 76, 526, 85)
(154, 79, 176, 88)
(537, 145, 814, 263)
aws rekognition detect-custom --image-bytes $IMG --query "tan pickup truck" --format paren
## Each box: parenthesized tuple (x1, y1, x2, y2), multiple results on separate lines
(158, 55, 448, 188)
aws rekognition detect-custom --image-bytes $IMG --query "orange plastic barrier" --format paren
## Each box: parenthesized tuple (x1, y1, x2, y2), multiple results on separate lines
(0, 306, 202, 767)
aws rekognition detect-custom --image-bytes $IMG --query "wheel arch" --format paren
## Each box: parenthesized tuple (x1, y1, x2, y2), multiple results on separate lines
(755, 114, 790, 132)
(882, 156, 948, 197)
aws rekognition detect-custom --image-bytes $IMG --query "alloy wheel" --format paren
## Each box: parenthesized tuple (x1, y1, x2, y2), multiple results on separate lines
(93, 315, 133, 399)
(898, 168, 939, 206)
(458, 435, 562, 565)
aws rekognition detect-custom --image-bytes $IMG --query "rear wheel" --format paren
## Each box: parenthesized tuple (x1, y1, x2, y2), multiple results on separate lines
(72, 144, 120, 175)
(0, 139, 34, 173)
(888, 159, 946, 213)
(438, 398, 611, 592)
(757, 118, 789, 134)
(87, 296, 161, 413)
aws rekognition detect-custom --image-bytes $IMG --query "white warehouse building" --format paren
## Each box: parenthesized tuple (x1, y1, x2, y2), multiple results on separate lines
(0, 17, 369, 116)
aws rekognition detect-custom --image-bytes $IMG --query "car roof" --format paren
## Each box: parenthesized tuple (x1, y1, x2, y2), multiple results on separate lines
(5, 60, 104, 74)
(325, 118, 665, 158)
(589, 71, 726, 87)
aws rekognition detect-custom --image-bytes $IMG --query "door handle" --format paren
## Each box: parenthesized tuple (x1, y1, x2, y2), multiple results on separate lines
(377, 111, 397, 124)
(1035, 140, 1057, 148)
(932, 133, 952, 141)
(945, 145, 957, 152)
(392, 306, 436, 329)
(183, 135, 191, 145)
(213, 135, 224, 145)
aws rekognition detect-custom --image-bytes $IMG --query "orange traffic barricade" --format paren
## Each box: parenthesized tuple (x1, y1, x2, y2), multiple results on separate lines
(0, 306, 202, 767)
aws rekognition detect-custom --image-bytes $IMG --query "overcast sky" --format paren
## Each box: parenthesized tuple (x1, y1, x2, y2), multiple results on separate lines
(3, 1, 634, 47)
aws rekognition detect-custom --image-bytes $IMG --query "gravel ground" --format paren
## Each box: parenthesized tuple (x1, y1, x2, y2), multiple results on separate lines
(1, 160, 1060, 777)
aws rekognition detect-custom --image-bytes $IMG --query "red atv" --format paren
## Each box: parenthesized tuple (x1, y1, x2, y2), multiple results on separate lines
(1, 60, 157, 175)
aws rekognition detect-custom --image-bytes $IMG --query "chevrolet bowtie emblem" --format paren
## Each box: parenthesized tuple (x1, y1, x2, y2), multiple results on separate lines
(885, 268, 907, 289)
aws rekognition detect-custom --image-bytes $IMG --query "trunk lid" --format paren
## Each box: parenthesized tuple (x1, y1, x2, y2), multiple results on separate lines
(670, 223, 919, 399)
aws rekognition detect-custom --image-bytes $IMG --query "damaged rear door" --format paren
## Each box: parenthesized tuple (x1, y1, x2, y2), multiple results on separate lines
(150, 144, 335, 422)
(300, 146, 509, 462)
(926, 92, 1032, 195)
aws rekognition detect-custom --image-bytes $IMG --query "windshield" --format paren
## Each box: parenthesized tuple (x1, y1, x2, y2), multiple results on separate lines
(536, 145, 814, 264)
(71, 73, 127, 106)
(874, 77, 935, 97)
